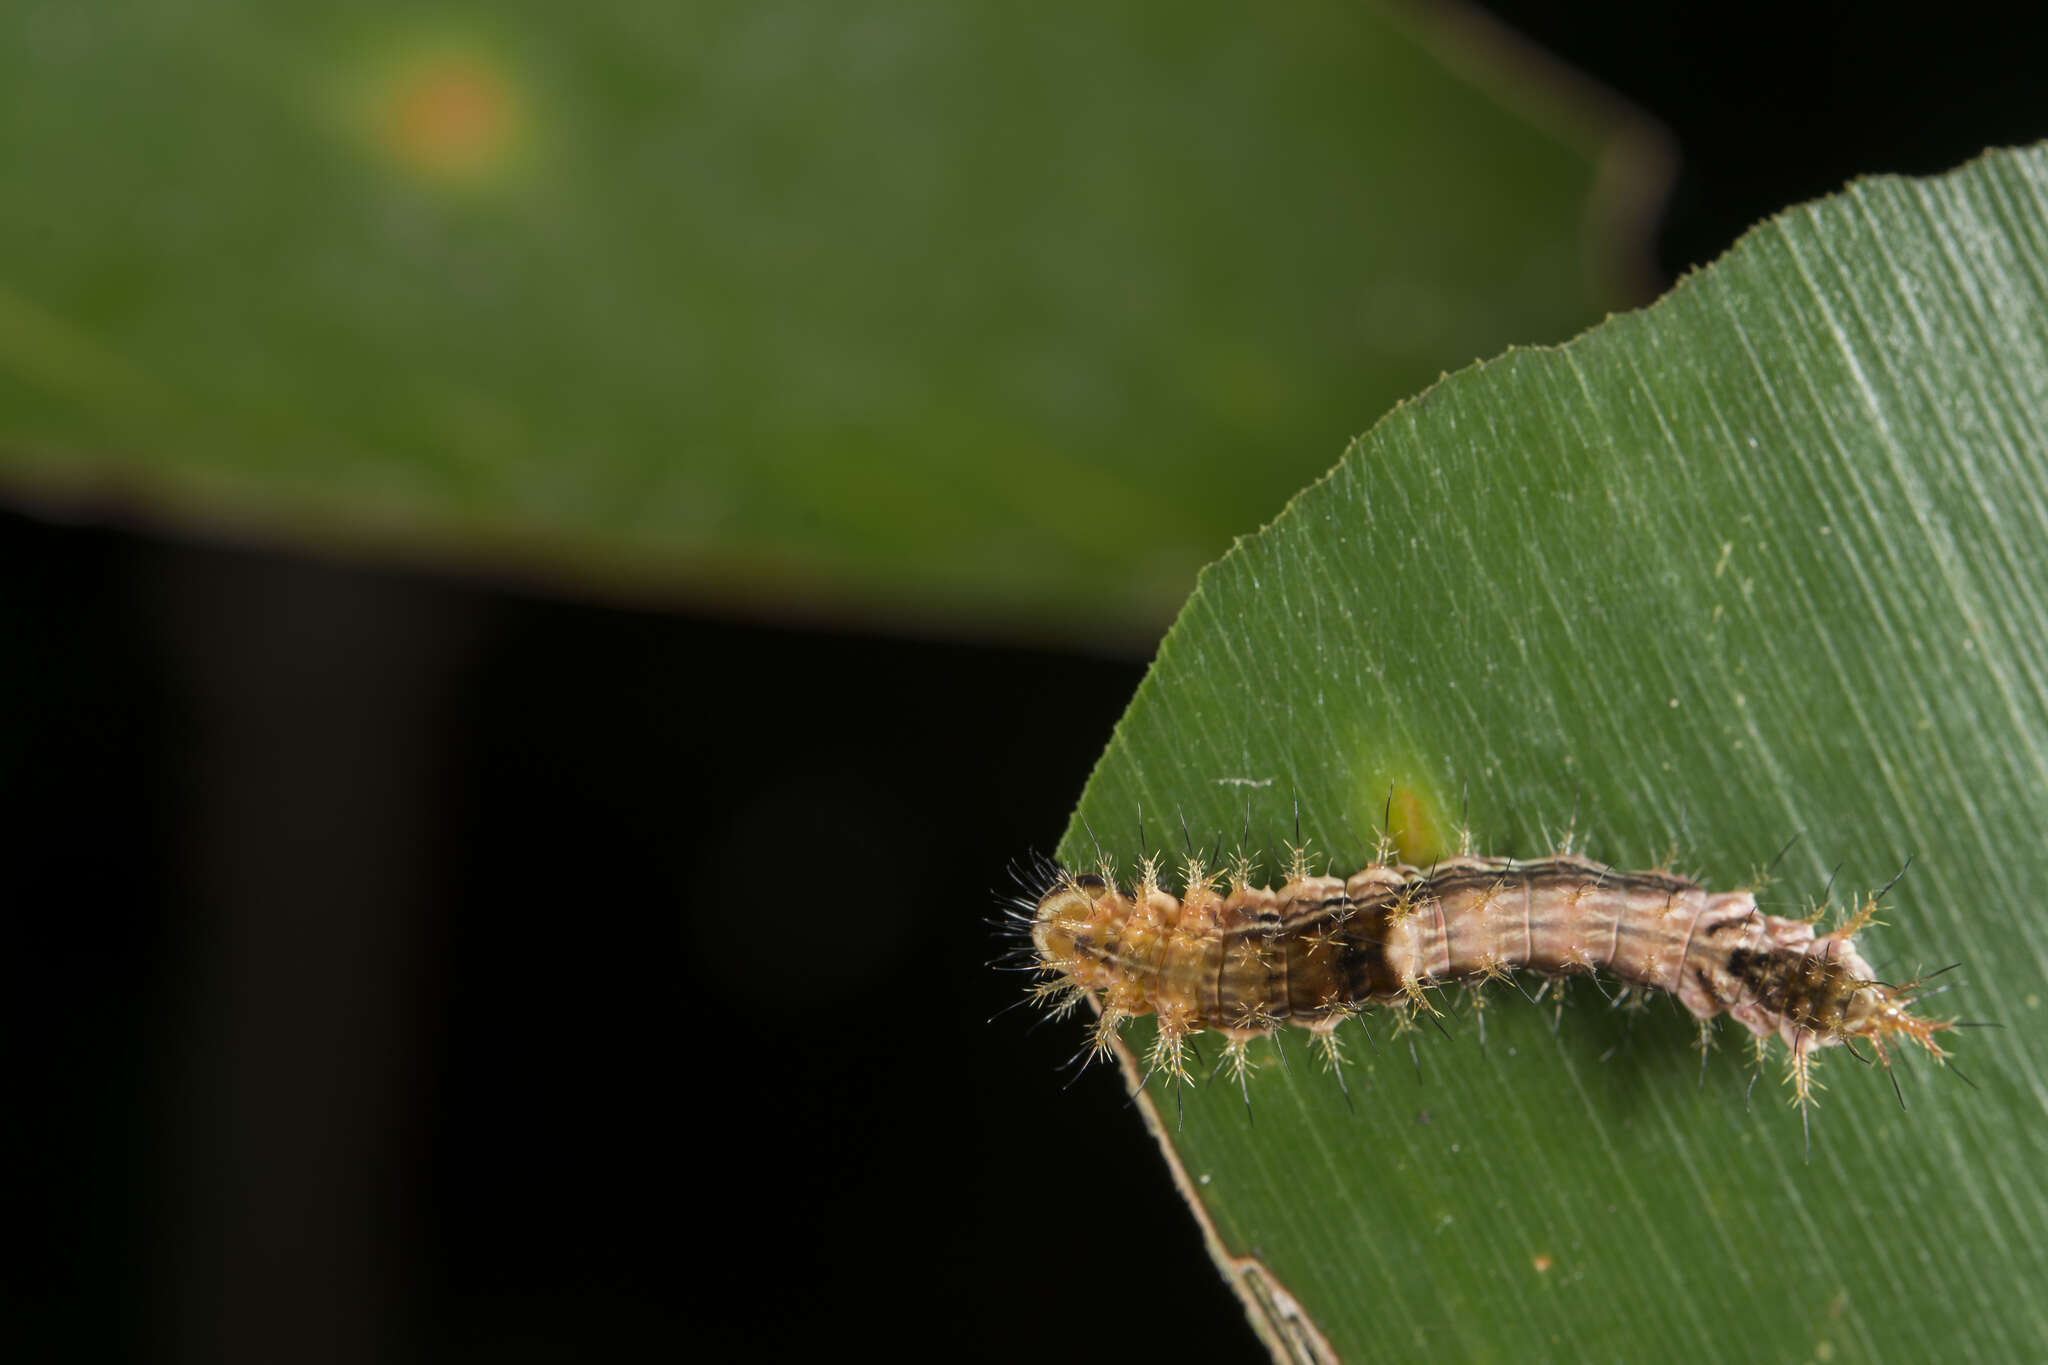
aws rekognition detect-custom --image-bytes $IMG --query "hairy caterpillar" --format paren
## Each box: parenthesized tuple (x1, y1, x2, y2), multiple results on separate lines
(1005, 832, 1961, 1144)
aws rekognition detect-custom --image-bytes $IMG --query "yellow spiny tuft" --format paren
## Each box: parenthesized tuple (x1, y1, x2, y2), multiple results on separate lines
(1147, 1017, 1193, 1088)
(1241, 935, 1279, 975)
(1093, 850, 1119, 892)
(1030, 978, 1089, 1021)
(1749, 1030, 1773, 1070)
(1834, 892, 1881, 938)
(1221, 1036, 1257, 1090)
(1225, 848, 1255, 896)
(1786, 1045, 1825, 1111)
(1386, 884, 1423, 925)
(1091, 1004, 1129, 1060)
(1400, 972, 1444, 1018)
(1285, 837, 1316, 885)
(1310, 1023, 1347, 1074)
(1227, 999, 1282, 1034)
(1473, 876, 1508, 922)
(1134, 851, 1165, 900)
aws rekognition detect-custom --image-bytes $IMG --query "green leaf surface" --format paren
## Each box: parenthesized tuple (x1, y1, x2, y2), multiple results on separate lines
(1057, 143, 2048, 1363)
(0, 0, 1657, 637)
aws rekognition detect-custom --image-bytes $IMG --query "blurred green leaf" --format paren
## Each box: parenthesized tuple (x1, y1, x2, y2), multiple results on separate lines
(1058, 143, 2048, 1362)
(0, 0, 1658, 637)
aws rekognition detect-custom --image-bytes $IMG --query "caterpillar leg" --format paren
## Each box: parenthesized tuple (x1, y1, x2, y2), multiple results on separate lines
(1145, 1015, 1193, 1089)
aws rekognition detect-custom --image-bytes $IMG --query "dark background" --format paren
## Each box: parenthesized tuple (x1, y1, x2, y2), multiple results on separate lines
(6, 4, 2046, 1360)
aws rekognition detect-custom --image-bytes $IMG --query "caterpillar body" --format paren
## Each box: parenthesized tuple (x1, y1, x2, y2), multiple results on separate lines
(1010, 842, 1957, 1126)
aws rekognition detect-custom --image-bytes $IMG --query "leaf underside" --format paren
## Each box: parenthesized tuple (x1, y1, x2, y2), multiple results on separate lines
(0, 0, 1655, 638)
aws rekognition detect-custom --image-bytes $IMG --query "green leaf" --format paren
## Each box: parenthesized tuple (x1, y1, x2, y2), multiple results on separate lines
(1055, 143, 2048, 1362)
(0, 0, 1658, 637)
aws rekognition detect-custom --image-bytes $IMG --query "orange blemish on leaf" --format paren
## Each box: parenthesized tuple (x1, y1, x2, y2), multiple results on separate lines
(372, 46, 524, 184)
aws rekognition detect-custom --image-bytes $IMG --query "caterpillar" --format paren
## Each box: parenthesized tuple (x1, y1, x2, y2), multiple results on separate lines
(1005, 833, 1961, 1142)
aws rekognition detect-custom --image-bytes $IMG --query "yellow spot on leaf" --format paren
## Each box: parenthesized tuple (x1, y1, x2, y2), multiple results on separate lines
(360, 40, 527, 186)
(1383, 783, 1444, 864)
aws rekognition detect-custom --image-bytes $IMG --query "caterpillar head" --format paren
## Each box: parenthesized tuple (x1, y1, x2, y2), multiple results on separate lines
(1030, 873, 1107, 974)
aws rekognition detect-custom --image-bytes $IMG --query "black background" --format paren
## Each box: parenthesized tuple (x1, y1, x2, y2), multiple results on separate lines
(6, 4, 2045, 1360)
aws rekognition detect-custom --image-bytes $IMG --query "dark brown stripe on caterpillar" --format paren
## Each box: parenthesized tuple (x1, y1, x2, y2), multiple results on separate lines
(1010, 847, 1957, 1122)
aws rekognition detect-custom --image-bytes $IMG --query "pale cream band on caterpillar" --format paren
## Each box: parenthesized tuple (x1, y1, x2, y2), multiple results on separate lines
(1014, 845, 1957, 1131)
